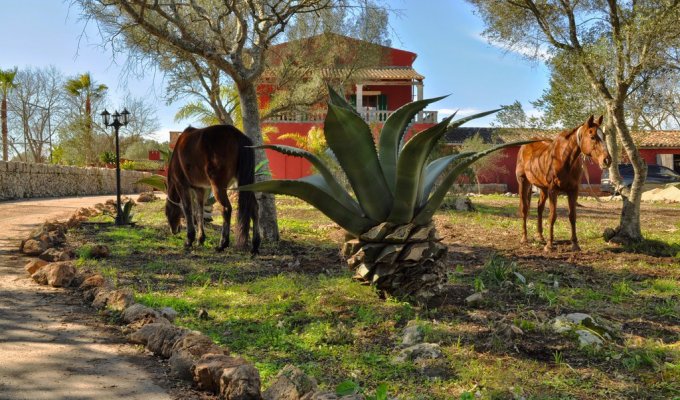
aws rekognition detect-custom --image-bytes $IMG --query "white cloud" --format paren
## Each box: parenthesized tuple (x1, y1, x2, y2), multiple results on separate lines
(472, 32, 551, 61)
(437, 108, 482, 120)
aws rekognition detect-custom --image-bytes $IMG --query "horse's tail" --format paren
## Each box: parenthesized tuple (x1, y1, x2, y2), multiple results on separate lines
(235, 131, 260, 254)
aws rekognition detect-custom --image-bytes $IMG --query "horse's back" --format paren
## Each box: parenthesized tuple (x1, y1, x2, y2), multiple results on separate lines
(516, 139, 553, 187)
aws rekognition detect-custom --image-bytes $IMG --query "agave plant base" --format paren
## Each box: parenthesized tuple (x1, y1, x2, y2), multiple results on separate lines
(341, 222, 447, 304)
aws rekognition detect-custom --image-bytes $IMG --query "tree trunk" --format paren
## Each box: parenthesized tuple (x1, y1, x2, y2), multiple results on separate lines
(1, 96, 7, 161)
(237, 81, 280, 242)
(607, 102, 644, 244)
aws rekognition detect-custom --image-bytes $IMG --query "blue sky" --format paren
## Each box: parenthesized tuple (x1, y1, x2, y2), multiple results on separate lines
(1, 0, 549, 142)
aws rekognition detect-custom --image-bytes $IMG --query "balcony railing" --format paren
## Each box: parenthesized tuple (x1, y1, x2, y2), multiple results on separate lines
(263, 109, 438, 124)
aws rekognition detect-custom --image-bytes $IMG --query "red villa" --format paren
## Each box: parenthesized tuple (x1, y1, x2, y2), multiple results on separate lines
(259, 35, 439, 180)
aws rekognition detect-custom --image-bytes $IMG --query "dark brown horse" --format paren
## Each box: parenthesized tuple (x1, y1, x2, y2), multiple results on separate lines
(166, 125, 260, 255)
(516, 115, 611, 251)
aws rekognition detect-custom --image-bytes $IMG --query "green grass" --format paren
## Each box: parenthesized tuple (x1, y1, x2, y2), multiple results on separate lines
(69, 195, 680, 399)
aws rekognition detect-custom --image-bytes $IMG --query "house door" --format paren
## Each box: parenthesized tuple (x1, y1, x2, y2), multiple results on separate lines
(656, 154, 674, 170)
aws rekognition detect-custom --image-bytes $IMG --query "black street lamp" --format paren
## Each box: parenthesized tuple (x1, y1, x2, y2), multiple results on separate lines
(100, 108, 130, 225)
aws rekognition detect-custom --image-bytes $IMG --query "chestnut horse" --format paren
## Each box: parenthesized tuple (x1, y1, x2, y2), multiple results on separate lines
(166, 125, 260, 255)
(516, 115, 611, 251)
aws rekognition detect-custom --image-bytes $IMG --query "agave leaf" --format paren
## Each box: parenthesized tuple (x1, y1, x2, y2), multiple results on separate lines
(238, 177, 375, 236)
(414, 140, 538, 225)
(387, 115, 455, 224)
(378, 95, 447, 193)
(327, 86, 357, 114)
(448, 109, 504, 131)
(255, 144, 361, 214)
(324, 104, 392, 221)
(136, 174, 167, 192)
(417, 152, 475, 207)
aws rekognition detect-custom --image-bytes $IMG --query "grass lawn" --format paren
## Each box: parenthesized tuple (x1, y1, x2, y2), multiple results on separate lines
(69, 195, 680, 399)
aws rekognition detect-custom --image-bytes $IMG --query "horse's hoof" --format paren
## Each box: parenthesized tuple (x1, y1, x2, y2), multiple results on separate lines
(543, 244, 554, 252)
(535, 235, 546, 244)
(571, 243, 581, 251)
(215, 246, 225, 252)
(520, 237, 528, 245)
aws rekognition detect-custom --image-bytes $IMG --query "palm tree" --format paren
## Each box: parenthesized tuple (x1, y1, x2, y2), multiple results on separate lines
(0, 68, 18, 161)
(65, 73, 108, 164)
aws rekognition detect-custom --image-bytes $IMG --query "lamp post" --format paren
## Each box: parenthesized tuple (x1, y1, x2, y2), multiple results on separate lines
(100, 108, 130, 225)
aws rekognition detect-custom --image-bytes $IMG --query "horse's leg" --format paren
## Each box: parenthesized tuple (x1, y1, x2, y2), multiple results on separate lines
(568, 191, 581, 251)
(518, 176, 531, 244)
(211, 183, 232, 252)
(195, 188, 206, 246)
(544, 190, 558, 252)
(535, 188, 548, 244)
(180, 189, 196, 249)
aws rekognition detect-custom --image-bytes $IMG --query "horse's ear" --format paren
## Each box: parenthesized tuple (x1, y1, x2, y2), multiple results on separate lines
(596, 115, 604, 125)
(587, 115, 595, 126)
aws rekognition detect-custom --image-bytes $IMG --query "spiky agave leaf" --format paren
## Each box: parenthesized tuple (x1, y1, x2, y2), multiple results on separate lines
(414, 140, 538, 225)
(387, 115, 455, 224)
(136, 174, 167, 192)
(238, 175, 376, 236)
(328, 86, 358, 114)
(417, 152, 475, 207)
(255, 144, 361, 214)
(324, 103, 392, 221)
(378, 95, 447, 194)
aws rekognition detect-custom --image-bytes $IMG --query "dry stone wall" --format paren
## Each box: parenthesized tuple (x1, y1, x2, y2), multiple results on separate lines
(0, 161, 151, 201)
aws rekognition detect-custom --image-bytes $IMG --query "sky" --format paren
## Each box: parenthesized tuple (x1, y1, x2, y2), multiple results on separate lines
(0, 0, 549, 143)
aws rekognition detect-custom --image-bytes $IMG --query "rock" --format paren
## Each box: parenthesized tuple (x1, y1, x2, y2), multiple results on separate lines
(79, 274, 107, 291)
(22, 239, 48, 256)
(394, 343, 443, 363)
(92, 289, 113, 309)
(169, 332, 228, 381)
(575, 329, 604, 348)
(90, 244, 110, 259)
(38, 248, 71, 262)
(107, 289, 135, 311)
(498, 323, 524, 338)
(192, 354, 236, 393)
(465, 292, 484, 306)
(454, 196, 476, 211)
(263, 364, 318, 400)
(121, 303, 160, 323)
(220, 361, 261, 400)
(31, 262, 76, 287)
(137, 191, 157, 202)
(129, 322, 190, 358)
(160, 307, 178, 322)
(24, 259, 48, 275)
(401, 322, 424, 347)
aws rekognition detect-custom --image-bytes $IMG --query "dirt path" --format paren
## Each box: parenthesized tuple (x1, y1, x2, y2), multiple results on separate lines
(0, 196, 185, 400)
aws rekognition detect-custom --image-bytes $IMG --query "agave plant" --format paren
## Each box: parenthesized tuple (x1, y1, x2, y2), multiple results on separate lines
(240, 88, 531, 303)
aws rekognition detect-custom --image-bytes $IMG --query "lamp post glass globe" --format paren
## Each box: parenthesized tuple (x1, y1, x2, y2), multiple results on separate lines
(100, 108, 130, 225)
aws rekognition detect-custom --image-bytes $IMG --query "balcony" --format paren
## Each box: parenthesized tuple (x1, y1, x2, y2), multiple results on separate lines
(263, 109, 438, 124)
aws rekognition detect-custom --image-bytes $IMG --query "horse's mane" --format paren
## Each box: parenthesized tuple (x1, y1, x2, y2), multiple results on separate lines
(559, 126, 579, 140)
(183, 125, 198, 133)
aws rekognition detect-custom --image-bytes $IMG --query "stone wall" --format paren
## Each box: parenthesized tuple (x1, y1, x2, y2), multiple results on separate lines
(0, 161, 152, 201)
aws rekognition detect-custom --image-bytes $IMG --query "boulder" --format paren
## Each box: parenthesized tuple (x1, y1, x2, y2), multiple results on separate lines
(394, 343, 443, 363)
(92, 289, 113, 309)
(106, 289, 135, 311)
(24, 259, 48, 275)
(263, 364, 318, 400)
(169, 332, 228, 381)
(31, 262, 76, 287)
(22, 239, 48, 256)
(79, 274, 107, 291)
(220, 362, 262, 400)
(160, 307, 179, 322)
(121, 303, 160, 324)
(90, 244, 110, 259)
(129, 322, 190, 358)
(401, 322, 424, 347)
(192, 354, 254, 394)
(576, 329, 604, 348)
(465, 292, 484, 306)
(137, 191, 157, 202)
(39, 248, 71, 262)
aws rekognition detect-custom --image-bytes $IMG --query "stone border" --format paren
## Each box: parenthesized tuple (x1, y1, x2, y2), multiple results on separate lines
(19, 205, 364, 400)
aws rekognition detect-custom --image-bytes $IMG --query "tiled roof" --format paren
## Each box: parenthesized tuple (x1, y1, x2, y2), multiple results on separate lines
(446, 128, 680, 148)
(321, 66, 424, 80)
(632, 131, 680, 147)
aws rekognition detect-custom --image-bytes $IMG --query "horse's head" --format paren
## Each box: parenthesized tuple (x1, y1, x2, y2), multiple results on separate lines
(165, 195, 183, 235)
(578, 115, 612, 169)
